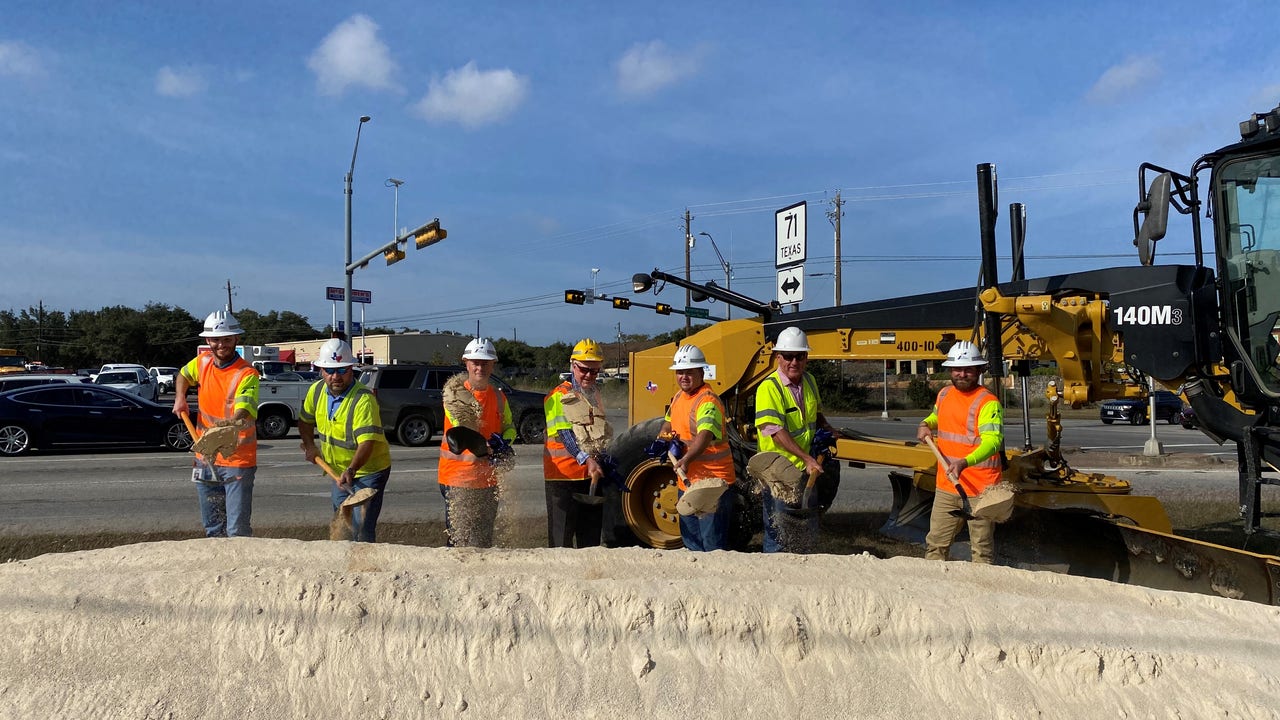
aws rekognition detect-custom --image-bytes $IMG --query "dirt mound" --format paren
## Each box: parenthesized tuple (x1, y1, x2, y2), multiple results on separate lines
(2, 539, 1278, 718)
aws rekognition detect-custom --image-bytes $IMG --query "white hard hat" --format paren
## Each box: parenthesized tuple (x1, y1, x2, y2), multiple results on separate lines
(463, 337, 498, 361)
(670, 344, 708, 370)
(199, 310, 243, 338)
(774, 326, 810, 353)
(941, 340, 987, 368)
(314, 338, 358, 368)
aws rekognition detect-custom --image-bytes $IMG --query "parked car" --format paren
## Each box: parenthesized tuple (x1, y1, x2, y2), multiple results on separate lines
(1099, 390, 1185, 425)
(270, 372, 317, 383)
(94, 368, 160, 403)
(357, 363, 547, 447)
(0, 374, 85, 393)
(148, 366, 180, 394)
(0, 384, 193, 456)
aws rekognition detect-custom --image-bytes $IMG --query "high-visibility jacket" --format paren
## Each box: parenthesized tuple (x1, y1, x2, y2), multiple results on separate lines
(438, 381, 515, 489)
(543, 381, 607, 480)
(300, 380, 391, 478)
(180, 354, 259, 467)
(925, 385, 1003, 496)
(665, 385, 735, 490)
(753, 370, 820, 470)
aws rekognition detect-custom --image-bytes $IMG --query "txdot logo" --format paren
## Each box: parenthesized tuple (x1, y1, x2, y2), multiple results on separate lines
(1112, 305, 1183, 326)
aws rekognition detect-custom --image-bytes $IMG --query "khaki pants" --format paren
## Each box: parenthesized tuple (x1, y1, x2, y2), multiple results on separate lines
(924, 491, 995, 564)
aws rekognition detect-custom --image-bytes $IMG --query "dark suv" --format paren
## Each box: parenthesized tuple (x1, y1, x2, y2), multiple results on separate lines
(1099, 390, 1185, 425)
(358, 364, 547, 447)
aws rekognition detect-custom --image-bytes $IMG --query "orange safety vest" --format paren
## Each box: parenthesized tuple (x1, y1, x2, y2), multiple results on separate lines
(195, 354, 257, 467)
(543, 381, 600, 480)
(438, 382, 509, 489)
(933, 385, 1001, 496)
(667, 386, 735, 490)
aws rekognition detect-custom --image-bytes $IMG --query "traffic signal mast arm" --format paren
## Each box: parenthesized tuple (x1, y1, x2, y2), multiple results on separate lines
(352, 218, 446, 271)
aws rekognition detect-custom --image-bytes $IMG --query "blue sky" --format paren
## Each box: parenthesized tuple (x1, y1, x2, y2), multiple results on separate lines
(1, 2, 1277, 346)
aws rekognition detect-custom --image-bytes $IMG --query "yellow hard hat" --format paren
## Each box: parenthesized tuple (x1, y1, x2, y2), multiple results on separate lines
(571, 338, 604, 362)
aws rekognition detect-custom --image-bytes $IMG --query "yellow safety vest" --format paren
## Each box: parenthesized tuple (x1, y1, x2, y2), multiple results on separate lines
(300, 380, 391, 477)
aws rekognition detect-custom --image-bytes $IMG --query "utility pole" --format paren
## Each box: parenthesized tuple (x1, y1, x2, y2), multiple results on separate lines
(684, 208, 693, 336)
(827, 191, 844, 305)
(225, 279, 237, 313)
(616, 322, 623, 373)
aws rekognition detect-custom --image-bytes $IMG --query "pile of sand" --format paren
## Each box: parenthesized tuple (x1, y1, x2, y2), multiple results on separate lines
(2, 539, 1278, 718)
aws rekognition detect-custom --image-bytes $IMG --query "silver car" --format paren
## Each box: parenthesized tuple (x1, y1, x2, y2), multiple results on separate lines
(95, 369, 160, 402)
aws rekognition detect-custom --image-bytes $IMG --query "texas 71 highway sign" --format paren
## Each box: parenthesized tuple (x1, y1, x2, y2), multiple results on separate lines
(777, 265, 804, 305)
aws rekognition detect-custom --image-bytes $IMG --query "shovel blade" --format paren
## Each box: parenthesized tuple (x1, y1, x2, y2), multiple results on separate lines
(445, 426, 490, 457)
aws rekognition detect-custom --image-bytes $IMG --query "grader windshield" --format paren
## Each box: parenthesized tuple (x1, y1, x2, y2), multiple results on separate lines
(1218, 152, 1280, 394)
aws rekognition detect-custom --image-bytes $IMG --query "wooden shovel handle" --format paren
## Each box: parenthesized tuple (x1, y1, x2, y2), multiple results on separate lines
(667, 448, 689, 483)
(921, 435, 962, 485)
(313, 457, 344, 484)
(179, 412, 201, 441)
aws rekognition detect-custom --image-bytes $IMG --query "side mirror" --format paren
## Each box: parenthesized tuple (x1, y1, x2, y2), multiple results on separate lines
(1134, 172, 1171, 266)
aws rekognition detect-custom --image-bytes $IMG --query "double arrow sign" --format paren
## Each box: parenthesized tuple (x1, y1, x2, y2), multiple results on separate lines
(775, 201, 806, 306)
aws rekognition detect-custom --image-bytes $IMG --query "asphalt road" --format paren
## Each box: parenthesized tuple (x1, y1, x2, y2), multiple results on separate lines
(0, 415, 1240, 537)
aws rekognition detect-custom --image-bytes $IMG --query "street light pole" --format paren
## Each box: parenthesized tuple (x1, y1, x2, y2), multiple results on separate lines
(591, 267, 600, 300)
(385, 177, 404, 242)
(343, 114, 371, 340)
(698, 232, 732, 320)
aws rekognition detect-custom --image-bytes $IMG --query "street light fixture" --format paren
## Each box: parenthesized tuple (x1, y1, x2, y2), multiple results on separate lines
(591, 267, 600, 302)
(698, 232, 733, 320)
(343, 114, 371, 339)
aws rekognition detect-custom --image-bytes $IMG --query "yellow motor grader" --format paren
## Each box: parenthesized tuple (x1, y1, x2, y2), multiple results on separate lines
(603, 104, 1280, 605)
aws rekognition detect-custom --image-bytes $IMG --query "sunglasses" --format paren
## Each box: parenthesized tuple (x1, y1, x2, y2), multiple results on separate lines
(323, 366, 352, 376)
(779, 353, 808, 362)
(573, 363, 601, 375)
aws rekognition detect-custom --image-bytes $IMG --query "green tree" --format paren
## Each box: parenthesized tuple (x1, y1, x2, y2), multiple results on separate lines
(906, 377, 936, 409)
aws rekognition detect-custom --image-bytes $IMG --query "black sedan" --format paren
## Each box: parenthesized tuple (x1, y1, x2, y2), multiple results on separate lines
(0, 384, 193, 456)
(1099, 390, 1185, 425)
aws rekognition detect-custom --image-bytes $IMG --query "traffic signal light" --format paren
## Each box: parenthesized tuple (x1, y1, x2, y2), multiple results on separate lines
(410, 219, 447, 249)
(612, 297, 631, 310)
(384, 247, 406, 265)
(565, 289, 586, 305)
(655, 303, 672, 315)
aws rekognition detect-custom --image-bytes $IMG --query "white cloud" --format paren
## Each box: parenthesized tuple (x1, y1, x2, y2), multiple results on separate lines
(306, 14, 398, 96)
(413, 62, 529, 129)
(155, 66, 206, 97)
(1086, 55, 1160, 104)
(615, 40, 700, 98)
(0, 41, 45, 78)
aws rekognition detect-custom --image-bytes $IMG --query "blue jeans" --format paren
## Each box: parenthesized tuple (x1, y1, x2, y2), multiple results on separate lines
(193, 464, 256, 538)
(332, 468, 391, 542)
(678, 489, 733, 551)
(761, 487, 820, 553)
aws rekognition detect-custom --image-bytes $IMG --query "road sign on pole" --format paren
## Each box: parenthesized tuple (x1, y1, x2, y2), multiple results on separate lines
(777, 266, 805, 305)
(326, 286, 344, 301)
(775, 201, 807, 268)
(684, 306, 710, 319)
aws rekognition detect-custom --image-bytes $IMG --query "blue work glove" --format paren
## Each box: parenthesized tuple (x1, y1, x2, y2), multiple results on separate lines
(811, 428, 837, 457)
(643, 437, 685, 460)
(598, 453, 629, 493)
(487, 433, 515, 465)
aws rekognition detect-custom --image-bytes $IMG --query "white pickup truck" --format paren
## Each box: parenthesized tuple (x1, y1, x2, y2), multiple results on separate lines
(255, 379, 317, 440)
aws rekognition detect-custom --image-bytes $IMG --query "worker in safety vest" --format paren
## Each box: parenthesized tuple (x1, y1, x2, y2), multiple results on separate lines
(753, 326, 842, 553)
(915, 340, 1004, 563)
(299, 338, 392, 542)
(543, 338, 612, 547)
(437, 337, 516, 548)
(656, 344, 736, 551)
(172, 310, 260, 537)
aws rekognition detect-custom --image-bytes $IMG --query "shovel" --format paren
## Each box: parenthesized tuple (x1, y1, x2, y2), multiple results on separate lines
(445, 426, 490, 458)
(314, 457, 380, 540)
(179, 412, 219, 479)
(921, 435, 977, 520)
(571, 449, 613, 506)
(782, 452, 827, 518)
